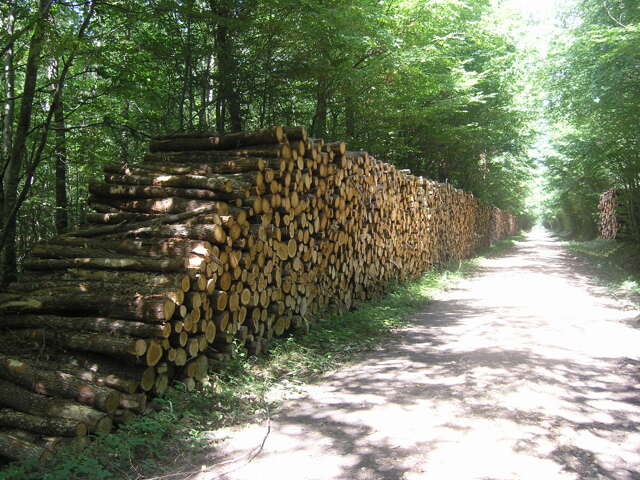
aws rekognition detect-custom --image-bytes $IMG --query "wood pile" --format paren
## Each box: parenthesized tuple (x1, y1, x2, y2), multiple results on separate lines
(599, 189, 619, 239)
(0, 126, 518, 461)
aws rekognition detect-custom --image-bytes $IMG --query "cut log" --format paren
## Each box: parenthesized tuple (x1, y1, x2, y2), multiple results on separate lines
(1, 314, 171, 338)
(0, 355, 121, 414)
(7, 330, 147, 362)
(102, 172, 258, 194)
(149, 136, 220, 152)
(68, 204, 227, 238)
(0, 408, 87, 437)
(18, 269, 190, 292)
(215, 126, 285, 149)
(91, 197, 226, 215)
(0, 380, 112, 433)
(284, 126, 308, 142)
(0, 292, 176, 323)
(90, 182, 230, 201)
(152, 131, 218, 140)
(149, 126, 284, 152)
(119, 224, 227, 244)
(23, 256, 186, 273)
(86, 211, 160, 224)
(143, 146, 290, 165)
(0, 431, 50, 461)
(20, 354, 144, 395)
(119, 393, 147, 414)
(35, 238, 214, 262)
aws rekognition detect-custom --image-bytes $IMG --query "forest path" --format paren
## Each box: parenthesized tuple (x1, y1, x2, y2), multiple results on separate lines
(192, 230, 640, 480)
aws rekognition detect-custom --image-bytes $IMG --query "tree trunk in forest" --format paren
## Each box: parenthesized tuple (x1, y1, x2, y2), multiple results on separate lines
(53, 68, 69, 234)
(180, 0, 194, 131)
(311, 76, 329, 138)
(1, 0, 16, 222)
(215, 90, 225, 134)
(213, 0, 242, 133)
(120, 100, 130, 163)
(199, 55, 212, 128)
(1, 0, 51, 286)
(345, 96, 355, 139)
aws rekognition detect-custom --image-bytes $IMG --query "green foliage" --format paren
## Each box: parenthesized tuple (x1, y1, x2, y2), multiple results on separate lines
(544, 0, 640, 239)
(564, 238, 640, 295)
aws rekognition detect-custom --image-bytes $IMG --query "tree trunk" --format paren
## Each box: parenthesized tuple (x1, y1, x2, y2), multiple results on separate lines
(345, 95, 355, 139)
(1, 0, 16, 225)
(53, 69, 69, 234)
(199, 55, 212, 128)
(311, 76, 329, 138)
(213, 0, 242, 133)
(1, 0, 51, 285)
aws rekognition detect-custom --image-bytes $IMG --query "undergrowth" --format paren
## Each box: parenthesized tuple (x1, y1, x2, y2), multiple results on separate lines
(564, 238, 640, 297)
(0, 235, 522, 480)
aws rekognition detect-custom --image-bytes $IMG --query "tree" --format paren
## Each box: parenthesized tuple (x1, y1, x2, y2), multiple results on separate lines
(545, 0, 640, 239)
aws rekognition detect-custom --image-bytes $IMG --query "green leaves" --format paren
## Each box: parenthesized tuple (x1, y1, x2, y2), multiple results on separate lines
(544, 0, 640, 238)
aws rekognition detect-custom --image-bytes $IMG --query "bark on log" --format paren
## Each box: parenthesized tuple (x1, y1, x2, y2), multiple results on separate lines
(284, 126, 308, 142)
(103, 172, 259, 192)
(19, 269, 190, 292)
(0, 431, 50, 461)
(90, 181, 230, 201)
(118, 224, 227, 244)
(67, 204, 227, 238)
(0, 408, 87, 437)
(7, 330, 148, 361)
(149, 136, 220, 152)
(33, 238, 214, 262)
(1, 315, 171, 338)
(0, 293, 172, 323)
(0, 380, 112, 433)
(149, 126, 284, 152)
(0, 355, 121, 414)
(143, 146, 290, 165)
(90, 197, 225, 215)
(23, 256, 186, 273)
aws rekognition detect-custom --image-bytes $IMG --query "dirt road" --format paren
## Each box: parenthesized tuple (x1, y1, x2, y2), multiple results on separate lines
(193, 230, 640, 480)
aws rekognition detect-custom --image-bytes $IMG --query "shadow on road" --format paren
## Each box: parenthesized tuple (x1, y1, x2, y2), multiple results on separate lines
(196, 231, 640, 480)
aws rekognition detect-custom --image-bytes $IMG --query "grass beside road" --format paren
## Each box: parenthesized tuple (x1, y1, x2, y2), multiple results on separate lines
(563, 238, 640, 297)
(1, 235, 523, 480)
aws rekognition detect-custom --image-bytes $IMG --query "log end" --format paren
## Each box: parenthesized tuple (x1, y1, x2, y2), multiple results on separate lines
(95, 416, 113, 434)
(140, 367, 156, 392)
(105, 391, 122, 415)
(145, 341, 163, 367)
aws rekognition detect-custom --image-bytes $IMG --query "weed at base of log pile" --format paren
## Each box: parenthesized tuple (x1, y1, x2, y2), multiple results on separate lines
(564, 239, 640, 298)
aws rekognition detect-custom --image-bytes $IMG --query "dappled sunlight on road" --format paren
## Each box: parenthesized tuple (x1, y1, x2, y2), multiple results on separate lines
(193, 230, 640, 480)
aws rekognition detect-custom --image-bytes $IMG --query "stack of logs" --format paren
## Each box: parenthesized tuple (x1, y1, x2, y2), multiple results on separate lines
(599, 189, 619, 239)
(0, 126, 518, 461)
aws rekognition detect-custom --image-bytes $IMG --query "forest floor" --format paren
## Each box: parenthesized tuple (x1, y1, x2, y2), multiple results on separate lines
(180, 229, 640, 480)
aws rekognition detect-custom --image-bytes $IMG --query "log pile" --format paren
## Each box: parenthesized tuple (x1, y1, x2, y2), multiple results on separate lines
(0, 126, 518, 461)
(599, 189, 619, 239)
(598, 188, 639, 240)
